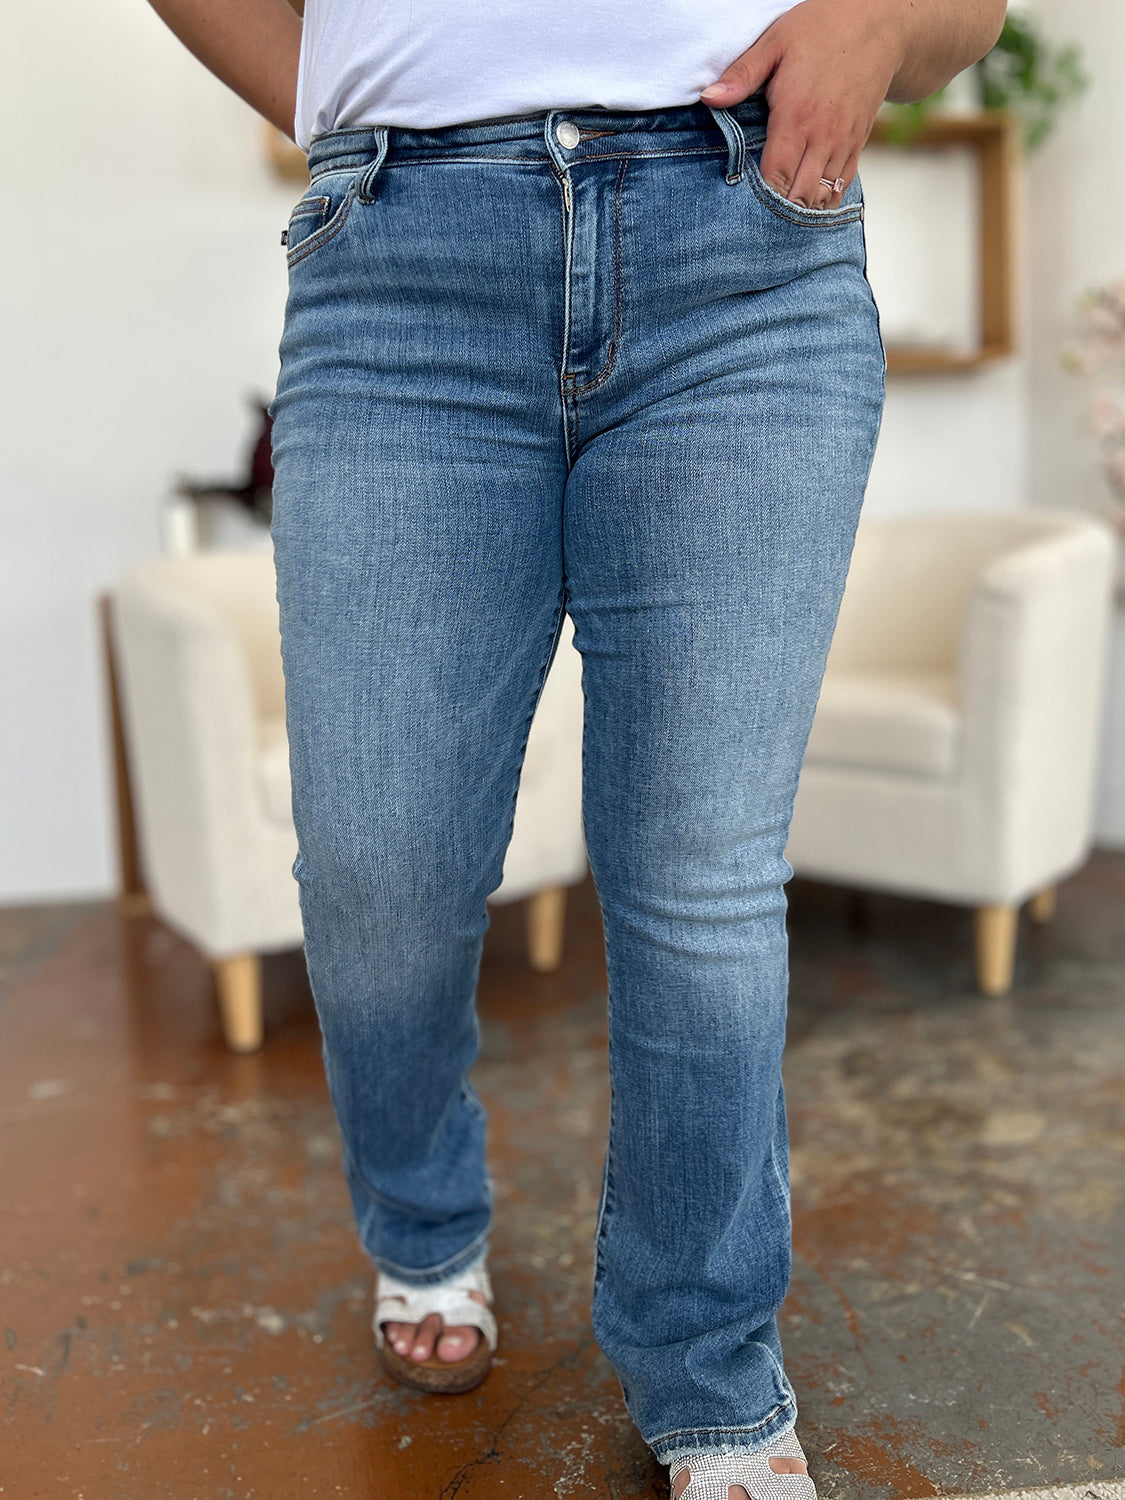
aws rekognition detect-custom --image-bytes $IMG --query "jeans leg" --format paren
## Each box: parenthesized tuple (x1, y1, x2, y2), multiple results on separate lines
(271, 446, 568, 1279)
(561, 145, 885, 1459)
(268, 150, 569, 1282)
(271, 456, 567, 1280)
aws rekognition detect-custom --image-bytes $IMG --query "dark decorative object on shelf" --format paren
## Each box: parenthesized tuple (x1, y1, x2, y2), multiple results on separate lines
(174, 398, 275, 525)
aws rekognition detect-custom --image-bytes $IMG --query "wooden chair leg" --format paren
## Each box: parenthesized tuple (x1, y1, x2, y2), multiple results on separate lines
(974, 904, 1018, 996)
(213, 954, 263, 1052)
(526, 886, 567, 972)
(1028, 885, 1057, 925)
(99, 594, 152, 918)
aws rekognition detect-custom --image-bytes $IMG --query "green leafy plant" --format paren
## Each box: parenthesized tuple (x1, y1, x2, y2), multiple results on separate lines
(881, 13, 1088, 150)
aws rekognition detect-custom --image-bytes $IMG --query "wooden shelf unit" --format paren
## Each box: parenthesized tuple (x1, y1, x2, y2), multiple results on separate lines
(868, 111, 1019, 375)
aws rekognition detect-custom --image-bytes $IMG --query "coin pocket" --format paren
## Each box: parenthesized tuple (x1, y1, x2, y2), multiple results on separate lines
(284, 195, 332, 254)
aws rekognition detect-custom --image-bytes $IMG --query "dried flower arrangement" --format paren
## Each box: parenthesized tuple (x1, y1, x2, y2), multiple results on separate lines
(1061, 282, 1125, 553)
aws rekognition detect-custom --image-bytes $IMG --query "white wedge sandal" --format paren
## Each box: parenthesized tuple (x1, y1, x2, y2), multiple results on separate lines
(667, 1429, 817, 1500)
(373, 1257, 498, 1394)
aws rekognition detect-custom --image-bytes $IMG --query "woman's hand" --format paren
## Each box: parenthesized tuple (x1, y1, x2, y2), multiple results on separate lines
(700, 0, 1008, 209)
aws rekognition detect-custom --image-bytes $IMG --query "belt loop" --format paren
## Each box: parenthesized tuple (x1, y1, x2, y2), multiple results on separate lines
(356, 127, 390, 202)
(706, 104, 745, 184)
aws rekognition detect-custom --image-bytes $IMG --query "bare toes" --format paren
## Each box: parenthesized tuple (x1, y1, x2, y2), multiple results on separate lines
(383, 1320, 412, 1356)
(382, 1285, 490, 1364)
(436, 1326, 480, 1362)
(407, 1311, 442, 1361)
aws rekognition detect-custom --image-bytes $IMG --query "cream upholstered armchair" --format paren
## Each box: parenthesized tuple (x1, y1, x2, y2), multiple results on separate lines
(786, 511, 1115, 995)
(108, 551, 587, 1052)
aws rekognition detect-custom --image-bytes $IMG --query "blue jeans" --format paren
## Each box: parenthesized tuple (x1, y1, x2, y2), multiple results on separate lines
(268, 96, 885, 1467)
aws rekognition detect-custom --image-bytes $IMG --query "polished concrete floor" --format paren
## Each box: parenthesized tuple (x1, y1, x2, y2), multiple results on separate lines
(1, 857, 1123, 1500)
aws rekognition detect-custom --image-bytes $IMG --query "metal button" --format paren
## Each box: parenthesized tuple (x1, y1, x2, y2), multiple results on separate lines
(555, 120, 581, 150)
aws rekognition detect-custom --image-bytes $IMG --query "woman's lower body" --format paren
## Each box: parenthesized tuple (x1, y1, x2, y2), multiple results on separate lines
(268, 95, 885, 1469)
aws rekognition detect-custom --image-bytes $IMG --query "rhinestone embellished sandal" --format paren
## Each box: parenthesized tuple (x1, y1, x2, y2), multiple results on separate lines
(668, 1430, 817, 1500)
(373, 1257, 498, 1394)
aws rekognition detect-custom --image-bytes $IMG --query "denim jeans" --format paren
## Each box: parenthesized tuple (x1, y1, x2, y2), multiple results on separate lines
(268, 96, 885, 1467)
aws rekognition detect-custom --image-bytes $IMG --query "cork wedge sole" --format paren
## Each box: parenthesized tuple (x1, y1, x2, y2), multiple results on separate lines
(376, 1333, 493, 1394)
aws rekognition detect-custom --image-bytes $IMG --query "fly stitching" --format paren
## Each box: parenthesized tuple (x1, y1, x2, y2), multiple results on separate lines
(570, 157, 628, 396)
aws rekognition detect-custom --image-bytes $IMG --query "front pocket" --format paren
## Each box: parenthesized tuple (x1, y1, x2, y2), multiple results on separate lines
(745, 147, 864, 228)
(285, 194, 331, 254)
(284, 168, 362, 268)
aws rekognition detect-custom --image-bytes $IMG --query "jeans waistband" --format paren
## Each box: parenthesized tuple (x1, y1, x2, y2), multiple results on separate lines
(305, 96, 770, 186)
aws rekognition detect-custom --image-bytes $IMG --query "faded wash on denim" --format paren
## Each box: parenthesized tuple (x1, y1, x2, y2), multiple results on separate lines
(268, 96, 885, 1465)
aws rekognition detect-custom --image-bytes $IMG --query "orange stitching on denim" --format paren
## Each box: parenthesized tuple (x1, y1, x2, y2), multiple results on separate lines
(286, 189, 356, 268)
(570, 157, 628, 397)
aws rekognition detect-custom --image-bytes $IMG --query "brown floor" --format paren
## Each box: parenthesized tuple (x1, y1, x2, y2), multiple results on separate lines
(1, 858, 1123, 1500)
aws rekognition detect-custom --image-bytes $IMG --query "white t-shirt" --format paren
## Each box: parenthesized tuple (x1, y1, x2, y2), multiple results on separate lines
(293, 0, 802, 151)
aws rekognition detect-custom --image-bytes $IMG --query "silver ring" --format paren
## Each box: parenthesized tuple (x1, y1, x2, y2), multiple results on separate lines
(820, 176, 846, 194)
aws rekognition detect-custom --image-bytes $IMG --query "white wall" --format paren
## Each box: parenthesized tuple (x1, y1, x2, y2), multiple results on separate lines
(3, 1, 1095, 901)
(1025, 0, 1125, 843)
(862, 121, 1030, 519)
(865, 362, 1028, 516)
(1024, 0, 1125, 520)
(1, 0, 295, 901)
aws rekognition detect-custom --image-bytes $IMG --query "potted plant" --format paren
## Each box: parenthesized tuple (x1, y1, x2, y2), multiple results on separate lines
(881, 11, 1087, 149)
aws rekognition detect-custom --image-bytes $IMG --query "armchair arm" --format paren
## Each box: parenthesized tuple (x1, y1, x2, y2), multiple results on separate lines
(827, 517, 1016, 675)
(959, 517, 1116, 898)
(110, 560, 292, 955)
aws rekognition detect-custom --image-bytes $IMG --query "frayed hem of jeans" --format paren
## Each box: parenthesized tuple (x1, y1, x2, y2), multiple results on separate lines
(654, 1414, 798, 1471)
